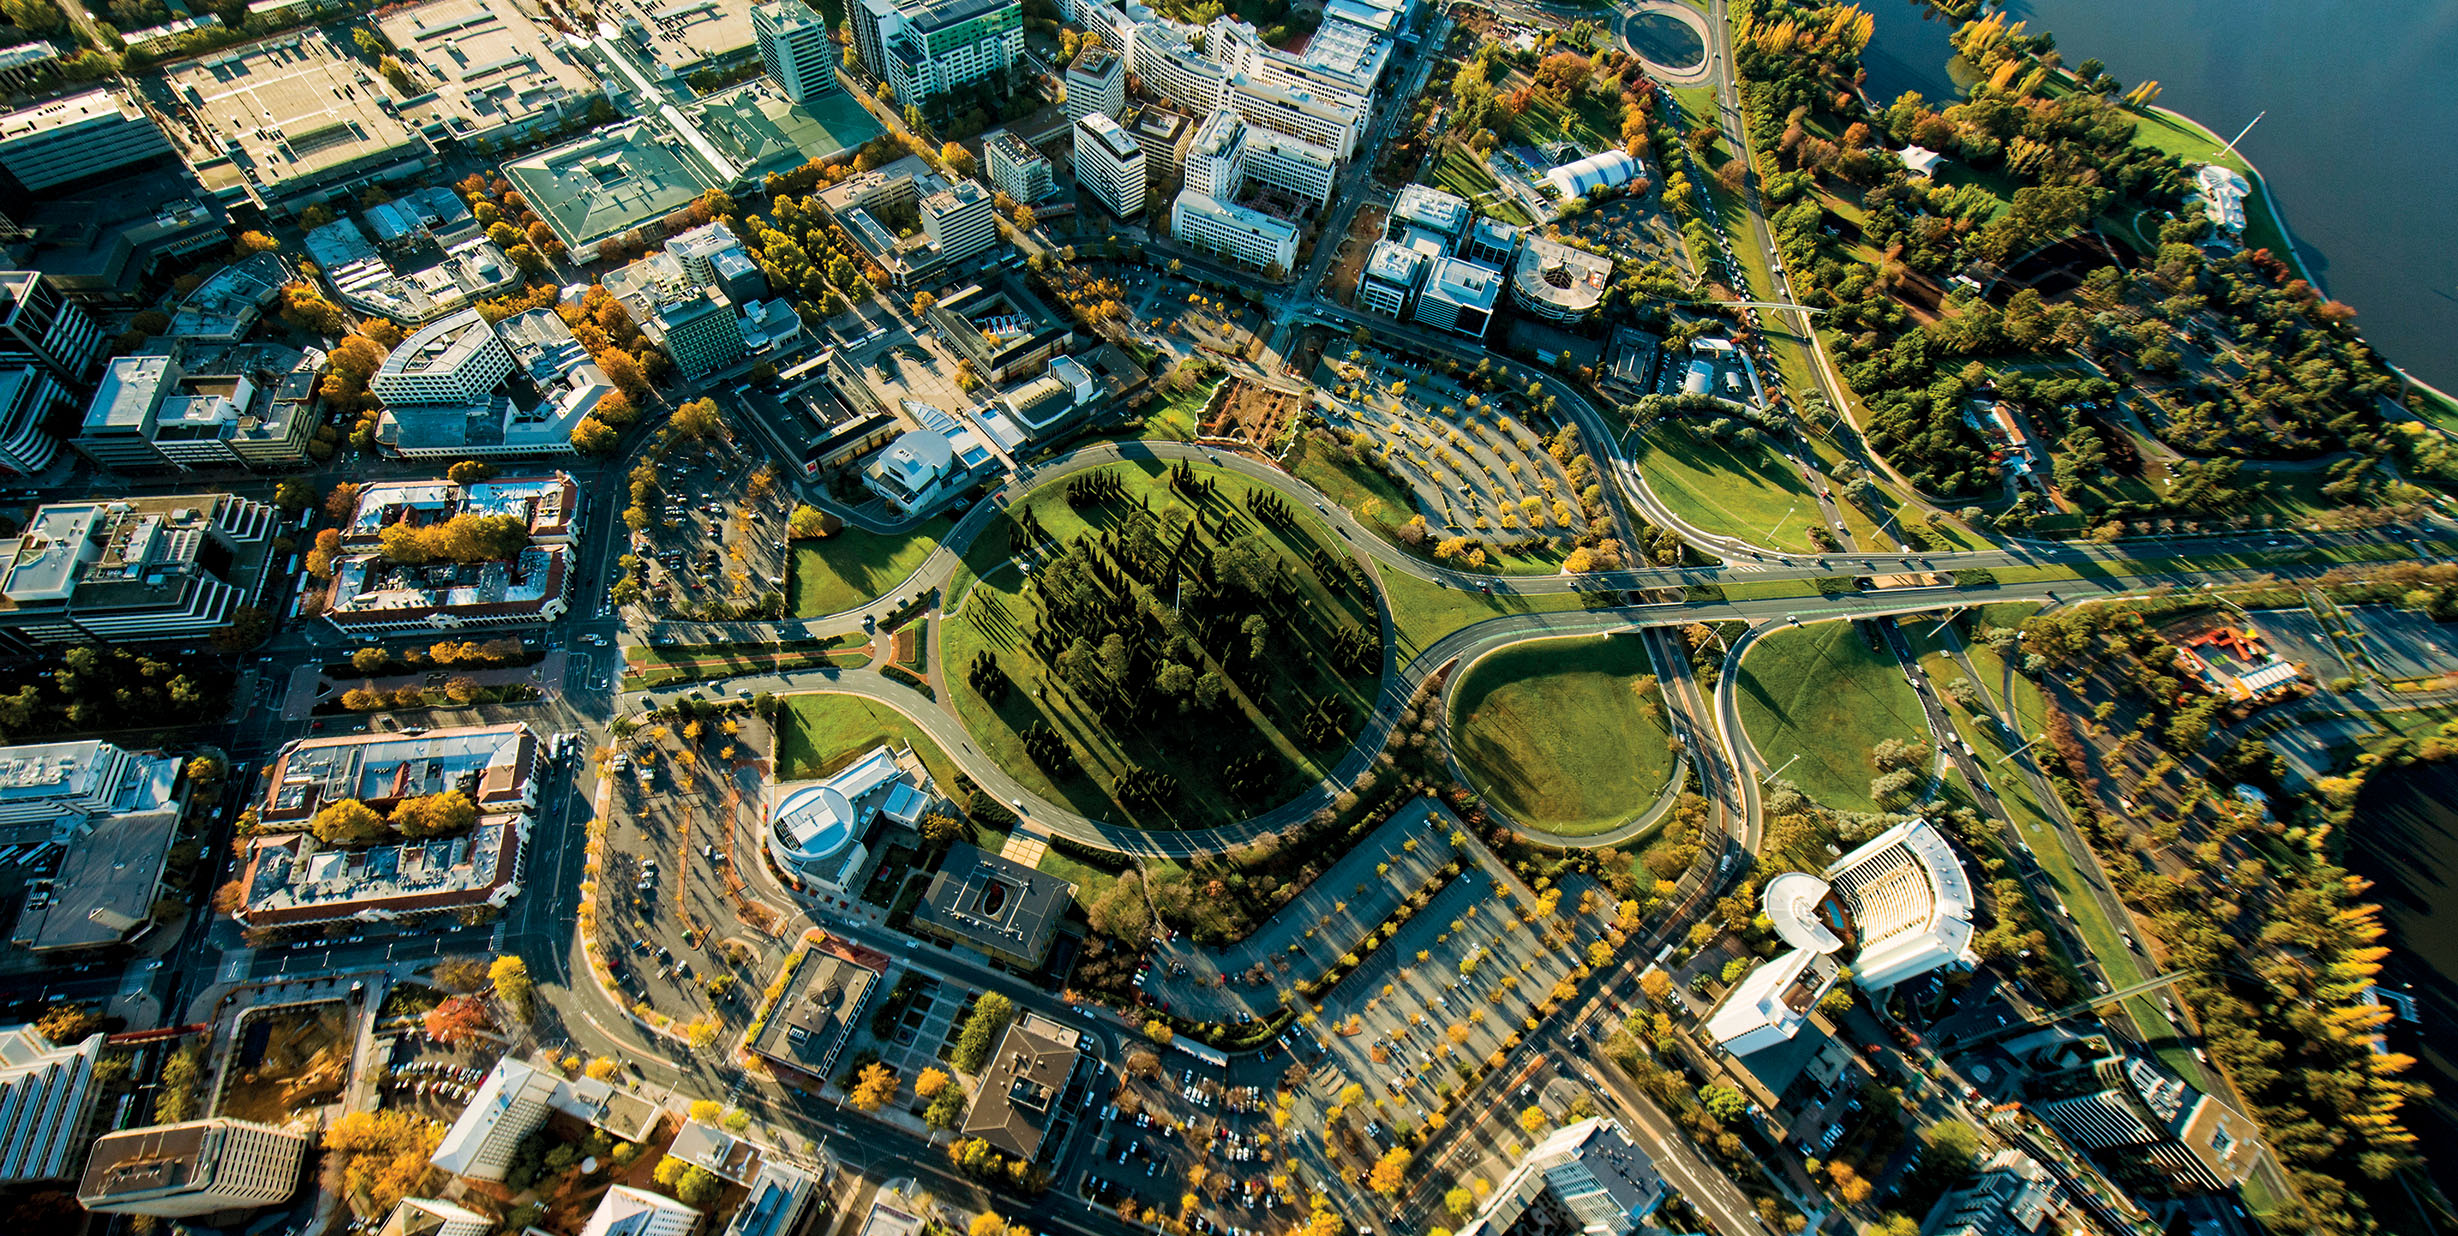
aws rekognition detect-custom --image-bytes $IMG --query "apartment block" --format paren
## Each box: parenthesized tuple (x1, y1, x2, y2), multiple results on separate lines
(754, 0, 840, 102)
(983, 130, 1053, 203)
(1073, 113, 1146, 218)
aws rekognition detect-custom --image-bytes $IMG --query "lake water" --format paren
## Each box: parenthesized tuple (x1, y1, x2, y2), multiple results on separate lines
(1858, 0, 2458, 393)
(2347, 760, 2458, 1188)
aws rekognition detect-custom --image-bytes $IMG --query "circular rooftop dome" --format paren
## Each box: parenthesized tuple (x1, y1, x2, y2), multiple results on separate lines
(771, 782, 859, 865)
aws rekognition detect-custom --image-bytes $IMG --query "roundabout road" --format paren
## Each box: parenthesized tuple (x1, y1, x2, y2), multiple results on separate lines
(628, 431, 2410, 863)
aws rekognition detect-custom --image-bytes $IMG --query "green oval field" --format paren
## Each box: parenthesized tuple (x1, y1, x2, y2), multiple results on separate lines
(1448, 634, 1679, 835)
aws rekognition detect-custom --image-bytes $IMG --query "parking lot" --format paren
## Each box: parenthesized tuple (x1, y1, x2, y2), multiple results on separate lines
(1314, 346, 1585, 544)
(1081, 1047, 1302, 1236)
(598, 712, 786, 1030)
(628, 436, 792, 623)
(2344, 605, 2458, 682)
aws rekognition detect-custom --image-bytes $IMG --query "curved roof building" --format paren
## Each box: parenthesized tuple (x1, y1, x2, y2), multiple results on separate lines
(765, 745, 932, 890)
(1706, 818, 1974, 1053)
(1542, 149, 1639, 200)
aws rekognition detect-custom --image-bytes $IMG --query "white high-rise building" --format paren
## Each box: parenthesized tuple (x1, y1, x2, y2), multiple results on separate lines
(0, 1022, 104, 1183)
(578, 1187, 702, 1236)
(920, 178, 1000, 263)
(983, 130, 1053, 203)
(78, 1119, 308, 1218)
(429, 1056, 560, 1182)
(1063, 44, 1124, 123)
(370, 309, 514, 406)
(867, 0, 1023, 104)
(381, 1198, 497, 1236)
(1184, 108, 1246, 199)
(753, 0, 840, 101)
(1170, 190, 1296, 273)
(1073, 113, 1147, 218)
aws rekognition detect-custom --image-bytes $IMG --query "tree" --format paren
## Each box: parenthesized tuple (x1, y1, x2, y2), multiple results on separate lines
(422, 995, 491, 1045)
(685, 1015, 722, 1051)
(1087, 873, 1150, 941)
(1701, 1083, 1747, 1120)
(435, 958, 490, 992)
(571, 415, 620, 453)
(939, 141, 977, 177)
(788, 504, 835, 539)
(34, 1004, 102, 1046)
(687, 1098, 725, 1124)
(952, 993, 1015, 1072)
(671, 396, 726, 440)
(324, 1110, 444, 1216)
(585, 1057, 620, 1080)
(389, 791, 476, 838)
(311, 799, 387, 845)
(447, 460, 497, 486)
(1365, 1148, 1411, 1196)
(489, 955, 533, 1019)
(850, 1061, 901, 1110)
(352, 646, 392, 675)
(1518, 1105, 1548, 1135)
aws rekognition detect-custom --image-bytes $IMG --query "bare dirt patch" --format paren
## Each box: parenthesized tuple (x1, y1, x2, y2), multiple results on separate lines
(1204, 380, 1310, 445)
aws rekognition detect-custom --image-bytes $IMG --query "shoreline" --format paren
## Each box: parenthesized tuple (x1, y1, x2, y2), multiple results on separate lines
(2144, 103, 2458, 414)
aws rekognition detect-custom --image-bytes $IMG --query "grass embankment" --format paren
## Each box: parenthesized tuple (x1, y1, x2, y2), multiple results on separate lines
(1449, 635, 1679, 835)
(1379, 571, 1590, 661)
(625, 635, 870, 688)
(1286, 434, 1567, 577)
(1731, 619, 1928, 813)
(1635, 429, 1827, 553)
(941, 460, 1380, 831)
(788, 518, 952, 618)
(774, 692, 967, 799)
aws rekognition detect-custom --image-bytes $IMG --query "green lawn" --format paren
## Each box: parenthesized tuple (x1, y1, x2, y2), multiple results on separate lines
(1732, 619, 1929, 813)
(941, 459, 1382, 830)
(625, 634, 868, 688)
(788, 519, 952, 618)
(1428, 145, 1533, 227)
(1448, 635, 1679, 835)
(1379, 570, 1589, 661)
(1286, 432, 1567, 576)
(2127, 106, 2296, 266)
(1138, 379, 1219, 441)
(774, 692, 965, 796)
(1635, 427, 1827, 553)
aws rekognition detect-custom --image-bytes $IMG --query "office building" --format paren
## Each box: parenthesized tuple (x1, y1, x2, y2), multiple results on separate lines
(579, 1187, 701, 1236)
(1919, 1150, 2065, 1236)
(0, 1021, 105, 1183)
(79, 349, 321, 473)
(0, 493, 278, 651)
(0, 89, 172, 194)
(593, 0, 761, 77)
(0, 271, 103, 383)
(1170, 190, 1296, 273)
(960, 1013, 1084, 1162)
(429, 1055, 561, 1181)
(1455, 1118, 1664, 1236)
(654, 292, 749, 379)
(378, 0, 601, 148)
(372, 310, 516, 407)
(983, 130, 1052, 203)
(1073, 113, 1146, 218)
(1064, 45, 1124, 123)
(1356, 239, 1428, 317)
(860, 408, 1000, 516)
(0, 357, 66, 475)
(2018, 1031, 2260, 1192)
(1709, 819, 1976, 1051)
(1389, 182, 1470, 244)
(1412, 257, 1502, 338)
(381, 1198, 495, 1236)
(157, 31, 430, 216)
(317, 473, 577, 633)
(431, 1053, 663, 1182)
(911, 842, 1074, 968)
(77, 1119, 308, 1218)
(1183, 107, 1244, 198)
(2, 739, 185, 953)
(920, 177, 1000, 264)
(748, 937, 883, 1081)
(721, 1158, 829, 1236)
(503, 121, 724, 263)
(860, 0, 1023, 104)
(927, 277, 1074, 384)
(1511, 234, 1613, 323)
(754, 0, 840, 101)
(7, 170, 229, 304)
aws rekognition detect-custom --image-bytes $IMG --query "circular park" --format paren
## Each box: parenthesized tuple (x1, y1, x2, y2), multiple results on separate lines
(940, 458, 1386, 831)
(1445, 633, 1681, 837)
